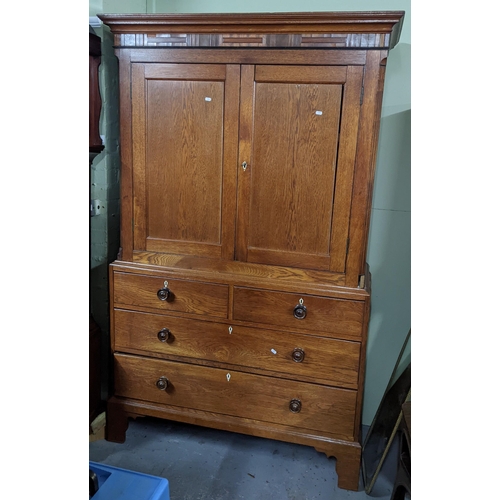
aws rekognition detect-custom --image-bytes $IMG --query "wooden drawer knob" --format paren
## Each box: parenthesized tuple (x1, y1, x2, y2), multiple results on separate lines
(157, 328, 171, 342)
(156, 377, 169, 390)
(291, 348, 305, 363)
(289, 399, 302, 413)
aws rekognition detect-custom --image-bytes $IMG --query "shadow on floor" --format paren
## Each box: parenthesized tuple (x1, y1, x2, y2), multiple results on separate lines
(90, 417, 399, 500)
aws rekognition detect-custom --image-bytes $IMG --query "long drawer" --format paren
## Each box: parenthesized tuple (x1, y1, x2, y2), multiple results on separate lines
(114, 353, 357, 439)
(114, 309, 361, 389)
(113, 272, 229, 318)
(233, 287, 364, 339)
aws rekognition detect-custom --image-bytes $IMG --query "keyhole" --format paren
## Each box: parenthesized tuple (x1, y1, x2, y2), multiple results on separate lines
(226, 373, 231, 382)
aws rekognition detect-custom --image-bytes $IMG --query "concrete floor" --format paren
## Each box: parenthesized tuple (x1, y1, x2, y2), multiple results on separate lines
(89, 417, 398, 500)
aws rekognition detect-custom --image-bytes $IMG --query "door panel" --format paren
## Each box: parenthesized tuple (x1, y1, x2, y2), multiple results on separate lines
(132, 63, 239, 259)
(249, 80, 342, 269)
(131, 62, 362, 272)
(147, 79, 223, 245)
(236, 64, 363, 272)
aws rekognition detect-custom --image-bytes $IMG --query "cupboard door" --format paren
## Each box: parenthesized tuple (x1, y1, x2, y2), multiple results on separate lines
(236, 65, 363, 272)
(132, 63, 240, 260)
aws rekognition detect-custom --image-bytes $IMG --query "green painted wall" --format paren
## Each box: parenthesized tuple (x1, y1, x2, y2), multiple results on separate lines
(90, 0, 122, 394)
(90, 0, 410, 426)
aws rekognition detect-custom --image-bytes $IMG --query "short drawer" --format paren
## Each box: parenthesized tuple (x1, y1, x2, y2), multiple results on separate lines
(113, 272, 229, 319)
(233, 287, 364, 339)
(114, 310, 361, 389)
(114, 353, 357, 439)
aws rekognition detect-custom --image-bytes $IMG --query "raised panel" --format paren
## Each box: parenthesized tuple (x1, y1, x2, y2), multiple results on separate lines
(236, 65, 362, 272)
(147, 79, 223, 245)
(250, 80, 342, 269)
(132, 63, 239, 259)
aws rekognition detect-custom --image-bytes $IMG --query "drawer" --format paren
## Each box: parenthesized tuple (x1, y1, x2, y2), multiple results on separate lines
(114, 310, 361, 389)
(114, 353, 357, 439)
(233, 287, 364, 339)
(113, 272, 229, 319)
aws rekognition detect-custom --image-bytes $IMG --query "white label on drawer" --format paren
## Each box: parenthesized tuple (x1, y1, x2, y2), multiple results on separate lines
(271, 349, 277, 355)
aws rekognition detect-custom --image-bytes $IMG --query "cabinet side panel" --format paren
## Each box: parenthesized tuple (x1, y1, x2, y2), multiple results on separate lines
(345, 51, 387, 286)
(353, 293, 370, 442)
(116, 50, 133, 261)
(329, 65, 364, 272)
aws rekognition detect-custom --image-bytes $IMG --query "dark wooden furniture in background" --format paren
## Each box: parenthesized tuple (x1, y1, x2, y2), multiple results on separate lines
(98, 12, 405, 491)
(90, 30, 104, 156)
(89, 314, 102, 425)
(89, 29, 103, 425)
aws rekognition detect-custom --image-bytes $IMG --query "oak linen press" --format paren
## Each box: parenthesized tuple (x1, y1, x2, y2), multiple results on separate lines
(98, 11, 405, 491)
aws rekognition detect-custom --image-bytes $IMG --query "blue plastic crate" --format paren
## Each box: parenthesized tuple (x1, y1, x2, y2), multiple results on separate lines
(89, 461, 170, 500)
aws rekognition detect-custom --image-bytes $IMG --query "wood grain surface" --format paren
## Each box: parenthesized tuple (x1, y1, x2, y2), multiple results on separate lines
(99, 11, 405, 492)
(233, 287, 365, 339)
(114, 353, 357, 439)
(114, 309, 361, 388)
(113, 272, 229, 318)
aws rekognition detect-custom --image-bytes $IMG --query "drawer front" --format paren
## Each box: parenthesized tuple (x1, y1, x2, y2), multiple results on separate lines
(113, 272, 229, 318)
(114, 310, 361, 389)
(114, 353, 357, 439)
(233, 287, 364, 338)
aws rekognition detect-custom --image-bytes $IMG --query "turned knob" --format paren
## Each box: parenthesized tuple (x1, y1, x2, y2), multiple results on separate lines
(293, 303, 307, 320)
(157, 287, 171, 301)
(157, 280, 171, 301)
(157, 328, 171, 342)
(291, 348, 305, 363)
(156, 377, 169, 390)
(289, 399, 302, 413)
